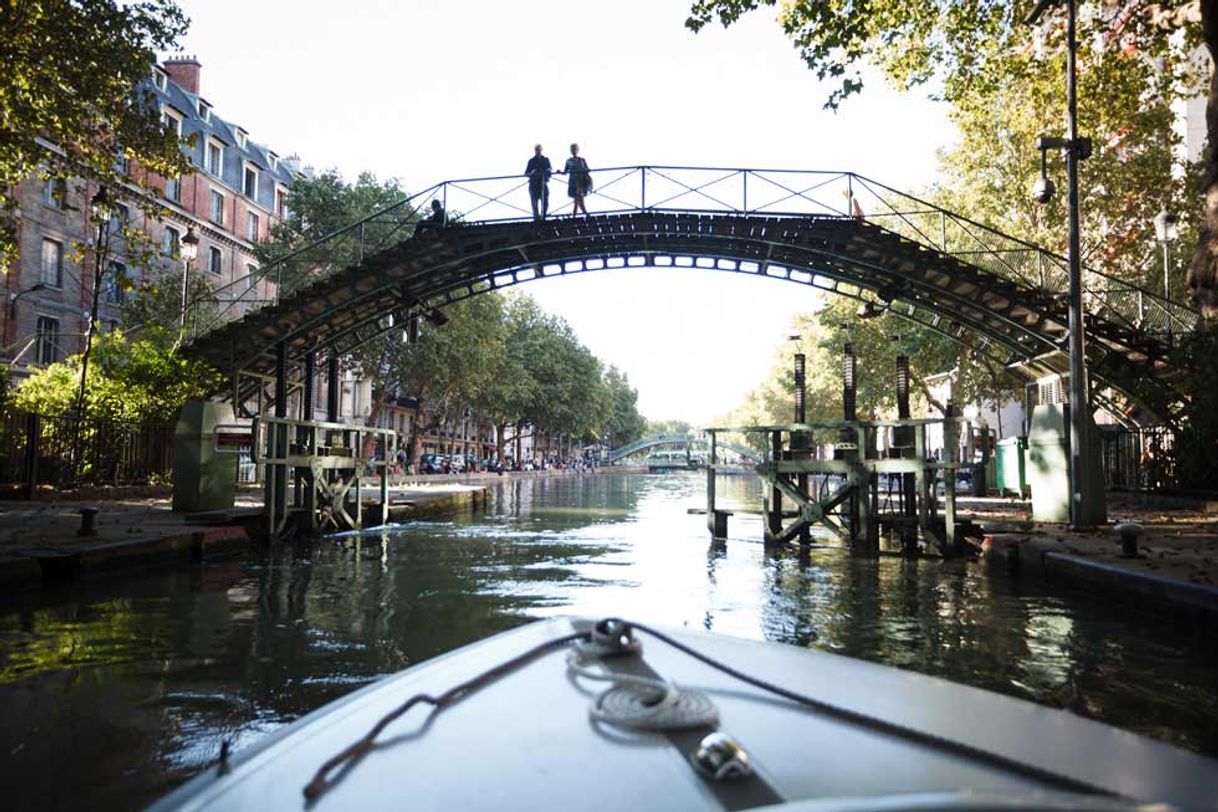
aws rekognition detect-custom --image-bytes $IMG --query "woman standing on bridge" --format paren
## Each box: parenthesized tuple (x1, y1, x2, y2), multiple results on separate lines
(562, 143, 592, 216)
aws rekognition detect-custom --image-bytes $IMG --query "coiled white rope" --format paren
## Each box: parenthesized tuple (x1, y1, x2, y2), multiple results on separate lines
(566, 638, 719, 731)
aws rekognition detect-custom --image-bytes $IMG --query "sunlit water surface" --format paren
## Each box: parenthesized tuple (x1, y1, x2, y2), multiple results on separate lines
(0, 472, 1214, 810)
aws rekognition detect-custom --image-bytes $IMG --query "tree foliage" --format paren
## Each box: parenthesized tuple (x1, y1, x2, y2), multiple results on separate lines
(120, 268, 221, 350)
(686, 0, 1216, 314)
(254, 169, 412, 295)
(12, 329, 222, 422)
(0, 0, 193, 267)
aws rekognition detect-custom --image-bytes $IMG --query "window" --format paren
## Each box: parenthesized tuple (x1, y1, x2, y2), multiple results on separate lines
(268, 153, 279, 171)
(153, 70, 167, 91)
(36, 317, 60, 365)
(105, 261, 127, 304)
(40, 238, 63, 287)
(235, 128, 247, 149)
(210, 189, 224, 225)
(275, 187, 289, 218)
(247, 211, 259, 242)
(198, 100, 211, 122)
(165, 176, 181, 202)
(108, 204, 128, 237)
(115, 151, 131, 176)
(162, 226, 180, 257)
(243, 165, 258, 198)
(206, 140, 223, 175)
(246, 264, 258, 290)
(161, 107, 182, 137)
(208, 245, 222, 276)
(42, 178, 67, 209)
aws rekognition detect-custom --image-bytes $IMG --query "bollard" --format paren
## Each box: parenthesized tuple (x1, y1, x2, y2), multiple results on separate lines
(1113, 522, 1142, 559)
(77, 506, 100, 537)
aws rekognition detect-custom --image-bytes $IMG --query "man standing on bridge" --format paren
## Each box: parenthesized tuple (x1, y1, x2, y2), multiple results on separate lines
(525, 144, 552, 221)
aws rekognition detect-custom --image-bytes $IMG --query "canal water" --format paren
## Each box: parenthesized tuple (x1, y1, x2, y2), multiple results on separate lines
(1, 472, 1215, 809)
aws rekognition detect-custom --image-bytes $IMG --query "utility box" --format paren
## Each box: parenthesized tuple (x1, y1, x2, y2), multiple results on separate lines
(173, 401, 238, 513)
(994, 436, 1029, 497)
(1027, 405, 1106, 524)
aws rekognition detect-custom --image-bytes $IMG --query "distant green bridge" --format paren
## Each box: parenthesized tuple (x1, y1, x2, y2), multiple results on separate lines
(608, 434, 759, 465)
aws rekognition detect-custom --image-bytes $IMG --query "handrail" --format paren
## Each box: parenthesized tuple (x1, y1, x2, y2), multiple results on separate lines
(186, 165, 1199, 343)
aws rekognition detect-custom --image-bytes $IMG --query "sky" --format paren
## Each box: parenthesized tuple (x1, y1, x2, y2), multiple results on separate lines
(172, 0, 957, 425)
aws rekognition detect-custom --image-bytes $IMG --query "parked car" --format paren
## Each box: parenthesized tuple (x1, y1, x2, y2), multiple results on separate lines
(420, 453, 445, 474)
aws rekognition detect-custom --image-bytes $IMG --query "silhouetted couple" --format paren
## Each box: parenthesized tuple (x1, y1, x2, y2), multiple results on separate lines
(525, 143, 591, 221)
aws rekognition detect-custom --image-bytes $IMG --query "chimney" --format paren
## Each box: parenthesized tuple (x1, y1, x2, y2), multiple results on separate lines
(163, 54, 201, 95)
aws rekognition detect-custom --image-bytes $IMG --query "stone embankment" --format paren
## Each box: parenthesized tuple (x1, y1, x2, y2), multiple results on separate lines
(974, 492, 1218, 625)
(0, 467, 642, 593)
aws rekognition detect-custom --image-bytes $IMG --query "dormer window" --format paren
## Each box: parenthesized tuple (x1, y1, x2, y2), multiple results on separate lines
(243, 164, 259, 198)
(235, 128, 247, 149)
(153, 69, 167, 91)
(198, 100, 211, 122)
(161, 106, 183, 137)
(268, 153, 279, 172)
(206, 138, 223, 176)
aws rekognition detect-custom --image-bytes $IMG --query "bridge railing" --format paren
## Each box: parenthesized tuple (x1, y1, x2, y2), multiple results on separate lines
(186, 166, 1197, 344)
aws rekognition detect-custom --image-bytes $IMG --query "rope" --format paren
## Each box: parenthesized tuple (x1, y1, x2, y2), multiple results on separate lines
(566, 642, 719, 731)
(620, 619, 1119, 800)
(302, 631, 586, 802)
(298, 617, 1121, 803)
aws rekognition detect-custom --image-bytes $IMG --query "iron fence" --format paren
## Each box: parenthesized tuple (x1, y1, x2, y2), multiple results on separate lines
(1097, 424, 1176, 492)
(185, 166, 1197, 346)
(0, 408, 175, 492)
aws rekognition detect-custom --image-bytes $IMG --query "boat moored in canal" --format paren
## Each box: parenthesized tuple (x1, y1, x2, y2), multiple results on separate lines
(151, 617, 1218, 811)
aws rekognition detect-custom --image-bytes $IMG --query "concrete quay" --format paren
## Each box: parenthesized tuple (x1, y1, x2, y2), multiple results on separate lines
(973, 493, 1218, 625)
(0, 482, 490, 593)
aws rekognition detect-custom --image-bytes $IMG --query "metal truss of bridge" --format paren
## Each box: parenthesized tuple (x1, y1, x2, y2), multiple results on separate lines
(184, 166, 1196, 421)
(608, 433, 759, 465)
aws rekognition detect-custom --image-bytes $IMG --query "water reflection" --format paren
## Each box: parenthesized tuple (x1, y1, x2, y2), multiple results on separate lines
(0, 471, 1214, 810)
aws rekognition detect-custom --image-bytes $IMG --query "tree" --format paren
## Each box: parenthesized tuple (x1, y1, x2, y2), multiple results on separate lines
(12, 329, 222, 422)
(251, 170, 416, 433)
(685, 0, 1214, 314)
(603, 366, 646, 447)
(253, 170, 413, 295)
(1, 0, 192, 267)
(120, 268, 221, 350)
(392, 295, 509, 466)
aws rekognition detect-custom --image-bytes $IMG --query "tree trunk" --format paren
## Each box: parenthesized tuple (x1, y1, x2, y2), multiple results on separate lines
(1188, 0, 1218, 318)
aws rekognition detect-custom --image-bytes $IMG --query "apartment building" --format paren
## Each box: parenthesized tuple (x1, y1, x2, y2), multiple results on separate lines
(3, 55, 304, 374)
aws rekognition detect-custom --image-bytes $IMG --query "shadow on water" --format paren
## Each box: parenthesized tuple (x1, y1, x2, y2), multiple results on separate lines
(0, 471, 1214, 809)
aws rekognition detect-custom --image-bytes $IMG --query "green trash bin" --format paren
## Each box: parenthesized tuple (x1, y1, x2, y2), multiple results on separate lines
(994, 436, 1028, 497)
(172, 401, 238, 513)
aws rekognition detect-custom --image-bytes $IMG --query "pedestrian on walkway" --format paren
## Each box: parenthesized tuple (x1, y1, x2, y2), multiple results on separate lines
(525, 144, 552, 221)
(561, 143, 592, 216)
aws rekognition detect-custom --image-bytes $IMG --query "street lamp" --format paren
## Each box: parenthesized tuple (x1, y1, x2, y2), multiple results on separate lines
(180, 226, 200, 334)
(6, 283, 47, 348)
(1026, 0, 1096, 530)
(1153, 207, 1178, 340)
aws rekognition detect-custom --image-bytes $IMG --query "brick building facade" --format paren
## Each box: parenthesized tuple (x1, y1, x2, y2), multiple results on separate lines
(2, 56, 304, 374)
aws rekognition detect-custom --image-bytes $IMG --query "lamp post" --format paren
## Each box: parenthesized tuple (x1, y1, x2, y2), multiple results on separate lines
(1026, 0, 1095, 530)
(179, 226, 200, 337)
(5, 283, 46, 348)
(1153, 207, 1178, 341)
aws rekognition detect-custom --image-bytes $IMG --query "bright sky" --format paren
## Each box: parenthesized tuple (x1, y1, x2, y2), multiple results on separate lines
(173, 0, 956, 425)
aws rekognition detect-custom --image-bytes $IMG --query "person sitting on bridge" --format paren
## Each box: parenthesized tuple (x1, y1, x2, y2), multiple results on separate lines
(415, 199, 446, 238)
(525, 144, 552, 221)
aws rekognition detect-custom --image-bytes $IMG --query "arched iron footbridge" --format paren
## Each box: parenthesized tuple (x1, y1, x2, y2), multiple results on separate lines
(608, 434, 759, 465)
(184, 166, 1198, 420)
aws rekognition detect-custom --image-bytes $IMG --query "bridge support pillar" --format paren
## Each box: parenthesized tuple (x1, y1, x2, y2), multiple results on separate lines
(264, 341, 289, 536)
(301, 353, 316, 522)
